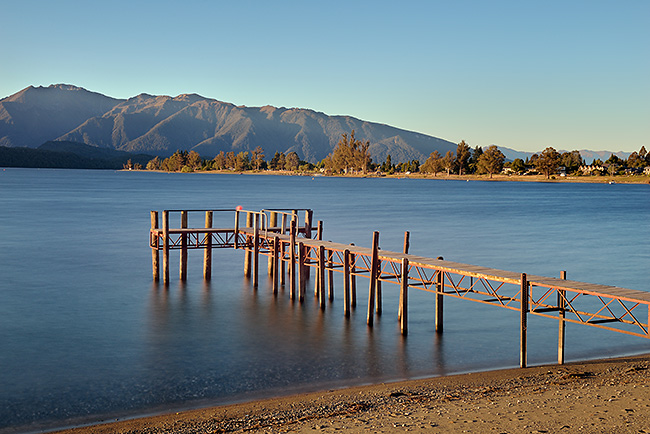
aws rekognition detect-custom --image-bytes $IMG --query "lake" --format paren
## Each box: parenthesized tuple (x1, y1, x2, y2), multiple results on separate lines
(1, 168, 648, 433)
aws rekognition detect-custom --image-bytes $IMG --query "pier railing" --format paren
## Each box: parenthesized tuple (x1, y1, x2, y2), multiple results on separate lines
(149, 208, 650, 369)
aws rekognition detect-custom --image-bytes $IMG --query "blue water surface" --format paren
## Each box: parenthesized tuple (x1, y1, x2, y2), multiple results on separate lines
(0, 168, 648, 432)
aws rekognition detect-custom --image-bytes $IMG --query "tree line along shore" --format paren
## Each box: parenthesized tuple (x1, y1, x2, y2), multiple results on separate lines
(131, 131, 650, 181)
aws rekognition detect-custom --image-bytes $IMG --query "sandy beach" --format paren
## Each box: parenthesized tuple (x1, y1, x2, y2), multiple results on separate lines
(52, 354, 650, 434)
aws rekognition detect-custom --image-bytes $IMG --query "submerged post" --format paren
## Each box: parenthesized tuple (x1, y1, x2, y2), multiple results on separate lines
(150, 211, 159, 282)
(298, 241, 306, 302)
(367, 231, 379, 326)
(253, 213, 260, 288)
(318, 245, 326, 309)
(244, 212, 253, 277)
(520, 272, 528, 368)
(289, 220, 296, 299)
(162, 210, 169, 285)
(272, 236, 279, 294)
(350, 244, 357, 308)
(268, 212, 277, 275)
(344, 249, 351, 317)
(400, 257, 409, 335)
(435, 267, 444, 333)
(327, 248, 334, 302)
(203, 211, 213, 280)
(179, 211, 188, 281)
(558, 270, 567, 365)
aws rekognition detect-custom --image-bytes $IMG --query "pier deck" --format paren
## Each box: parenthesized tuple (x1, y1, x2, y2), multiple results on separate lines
(150, 208, 650, 368)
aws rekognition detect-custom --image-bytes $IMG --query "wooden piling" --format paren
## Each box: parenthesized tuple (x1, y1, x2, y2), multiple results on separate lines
(318, 245, 326, 309)
(344, 249, 351, 317)
(314, 221, 323, 296)
(272, 236, 279, 294)
(298, 241, 306, 302)
(244, 212, 253, 277)
(350, 244, 357, 308)
(179, 211, 188, 281)
(203, 211, 213, 280)
(558, 270, 567, 365)
(400, 257, 409, 335)
(435, 267, 444, 333)
(289, 220, 296, 299)
(520, 273, 528, 369)
(162, 210, 169, 285)
(253, 213, 260, 288)
(376, 261, 382, 315)
(268, 212, 277, 275)
(327, 248, 334, 302)
(367, 231, 379, 326)
(150, 211, 159, 282)
(234, 210, 240, 249)
(403, 231, 410, 254)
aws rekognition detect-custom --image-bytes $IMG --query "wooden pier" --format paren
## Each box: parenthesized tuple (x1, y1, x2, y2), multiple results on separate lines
(150, 208, 650, 369)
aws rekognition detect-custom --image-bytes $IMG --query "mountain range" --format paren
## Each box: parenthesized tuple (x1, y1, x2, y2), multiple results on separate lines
(0, 84, 630, 164)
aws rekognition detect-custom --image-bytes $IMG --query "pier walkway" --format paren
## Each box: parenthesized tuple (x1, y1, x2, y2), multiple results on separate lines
(149, 208, 650, 368)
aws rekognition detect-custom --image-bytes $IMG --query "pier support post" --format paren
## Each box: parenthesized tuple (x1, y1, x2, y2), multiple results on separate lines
(327, 248, 334, 302)
(244, 212, 253, 277)
(558, 270, 567, 365)
(253, 213, 260, 288)
(367, 231, 379, 326)
(151, 211, 159, 282)
(344, 249, 351, 317)
(318, 245, 326, 309)
(298, 241, 306, 302)
(289, 220, 296, 300)
(234, 210, 240, 250)
(179, 211, 188, 281)
(272, 236, 279, 294)
(376, 260, 382, 315)
(314, 221, 323, 296)
(268, 212, 277, 275)
(304, 210, 313, 239)
(520, 273, 528, 368)
(400, 257, 409, 335)
(350, 244, 357, 308)
(435, 266, 444, 333)
(162, 210, 169, 285)
(203, 211, 213, 280)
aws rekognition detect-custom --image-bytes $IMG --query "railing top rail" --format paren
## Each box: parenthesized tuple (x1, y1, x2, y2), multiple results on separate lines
(162, 209, 238, 213)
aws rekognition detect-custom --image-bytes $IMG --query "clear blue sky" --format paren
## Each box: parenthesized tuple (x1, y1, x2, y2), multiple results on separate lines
(1, 0, 648, 153)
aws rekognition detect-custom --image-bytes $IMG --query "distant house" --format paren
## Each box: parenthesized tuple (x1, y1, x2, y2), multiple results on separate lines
(580, 164, 605, 175)
(644, 166, 650, 176)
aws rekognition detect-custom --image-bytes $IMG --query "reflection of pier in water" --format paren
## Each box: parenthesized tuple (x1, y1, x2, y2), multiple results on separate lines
(149, 208, 650, 368)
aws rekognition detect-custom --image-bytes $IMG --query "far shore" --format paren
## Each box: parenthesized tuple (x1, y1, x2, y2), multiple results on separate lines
(52, 353, 650, 434)
(129, 168, 650, 185)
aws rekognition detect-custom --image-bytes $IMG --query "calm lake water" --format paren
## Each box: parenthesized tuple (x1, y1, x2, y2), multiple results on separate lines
(1, 168, 649, 432)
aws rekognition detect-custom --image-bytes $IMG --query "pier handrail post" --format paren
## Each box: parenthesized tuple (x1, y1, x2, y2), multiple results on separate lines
(558, 270, 567, 365)
(367, 231, 379, 326)
(203, 211, 213, 280)
(234, 210, 240, 249)
(403, 231, 410, 254)
(314, 221, 323, 296)
(179, 211, 188, 281)
(520, 272, 528, 368)
(343, 249, 351, 317)
(435, 263, 444, 333)
(304, 209, 313, 239)
(400, 257, 409, 335)
(162, 210, 170, 285)
(150, 211, 159, 282)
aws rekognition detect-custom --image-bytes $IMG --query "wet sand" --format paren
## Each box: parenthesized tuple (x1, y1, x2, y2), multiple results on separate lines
(53, 354, 650, 434)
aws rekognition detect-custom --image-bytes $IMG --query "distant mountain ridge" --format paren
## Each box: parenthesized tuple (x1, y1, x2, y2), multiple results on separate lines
(1, 84, 456, 163)
(0, 84, 631, 164)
